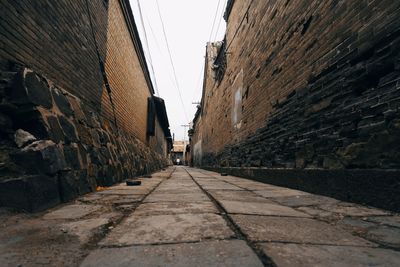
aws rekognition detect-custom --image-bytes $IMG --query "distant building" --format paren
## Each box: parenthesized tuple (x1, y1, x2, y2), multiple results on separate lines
(171, 141, 185, 165)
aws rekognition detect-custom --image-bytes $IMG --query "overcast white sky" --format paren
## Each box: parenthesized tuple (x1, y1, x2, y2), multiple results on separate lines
(130, 0, 227, 141)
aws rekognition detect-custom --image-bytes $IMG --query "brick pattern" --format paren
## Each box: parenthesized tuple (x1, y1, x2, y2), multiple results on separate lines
(0, 0, 107, 112)
(192, 0, 400, 169)
(104, 0, 152, 142)
(0, 65, 168, 210)
(0, 0, 162, 144)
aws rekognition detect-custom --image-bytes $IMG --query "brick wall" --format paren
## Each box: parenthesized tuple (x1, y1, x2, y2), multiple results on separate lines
(0, 0, 165, 142)
(0, 0, 107, 112)
(0, 0, 171, 211)
(192, 0, 400, 170)
(104, 0, 152, 141)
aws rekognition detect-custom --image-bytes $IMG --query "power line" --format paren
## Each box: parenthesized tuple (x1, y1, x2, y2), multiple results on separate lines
(191, 62, 205, 103)
(136, 0, 160, 96)
(213, 0, 227, 42)
(144, 14, 177, 93)
(155, 0, 189, 122)
(208, 0, 222, 41)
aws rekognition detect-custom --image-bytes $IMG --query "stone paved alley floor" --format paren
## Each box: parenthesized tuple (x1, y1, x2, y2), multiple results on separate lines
(1, 166, 400, 266)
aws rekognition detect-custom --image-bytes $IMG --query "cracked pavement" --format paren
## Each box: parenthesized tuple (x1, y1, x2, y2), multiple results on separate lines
(1, 166, 400, 266)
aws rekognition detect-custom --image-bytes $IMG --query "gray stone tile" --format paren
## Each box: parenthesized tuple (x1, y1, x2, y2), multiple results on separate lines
(153, 187, 203, 194)
(228, 181, 284, 191)
(100, 213, 234, 246)
(318, 203, 389, 217)
(111, 195, 144, 204)
(201, 182, 244, 190)
(366, 216, 400, 228)
(209, 190, 274, 203)
(61, 215, 118, 244)
(98, 189, 149, 195)
(43, 204, 102, 220)
(144, 192, 209, 203)
(254, 189, 310, 198)
(296, 206, 335, 219)
(271, 194, 339, 207)
(231, 215, 374, 246)
(219, 200, 311, 217)
(259, 243, 400, 267)
(134, 202, 219, 215)
(338, 217, 377, 230)
(81, 240, 263, 267)
(367, 226, 400, 247)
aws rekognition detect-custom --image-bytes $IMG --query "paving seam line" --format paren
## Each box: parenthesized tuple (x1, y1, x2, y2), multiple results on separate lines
(205, 174, 400, 250)
(95, 237, 240, 249)
(86, 167, 176, 253)
(184, 167, 277, 267)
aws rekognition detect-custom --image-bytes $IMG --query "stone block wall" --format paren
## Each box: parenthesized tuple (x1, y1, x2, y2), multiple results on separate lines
(192, 0, 400, 170)
(0, 62, 168, 211)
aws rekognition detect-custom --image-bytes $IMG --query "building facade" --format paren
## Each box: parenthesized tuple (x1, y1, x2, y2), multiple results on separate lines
(190, 0, 400, 211)
(0, 0, 172, 211)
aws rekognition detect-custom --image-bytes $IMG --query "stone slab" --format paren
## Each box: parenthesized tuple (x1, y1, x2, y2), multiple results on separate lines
(219, 200, 310, 217)
(296, 206, 334, 218)
(227, 182, 284, 191)
(318, 203, 389, 217)
(112, 183, 160, 191)
(201, 182, 244, 190)
(259, 243, 400, 267)
(144, 192, 209, 203)
(231, 215, 374, 246)
(366, 216, 400, 228)
(97, 189, 149, 195)
(270, 194, 339, 207)
(134, 202, 219, 215)
(152, 188, 204, 194)
(78, 195, 121, 205)
(254, 189, 310, 198)
(111, 197, 143, 205)
(100, 213, 234, 246)
(209, 190, 274, 203)
(81, 240, 263, 267)
(44, 204, 102, 220)
(61, 218, 110, 244)
(367, 226, 400, 247)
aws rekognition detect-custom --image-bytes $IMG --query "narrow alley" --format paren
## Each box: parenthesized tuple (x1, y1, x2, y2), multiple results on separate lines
(1, 167, 399, 266)
(1, 0, 400, 266)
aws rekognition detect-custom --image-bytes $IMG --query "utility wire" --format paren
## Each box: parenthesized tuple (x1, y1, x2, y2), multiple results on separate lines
(213, 0, 227, 42)
(208, 0, 222, 41)
(155, 0, 189, 122)
(145, 14, 176, 90)
(136, 0, 160, 96)
(191, 63, 205, 103)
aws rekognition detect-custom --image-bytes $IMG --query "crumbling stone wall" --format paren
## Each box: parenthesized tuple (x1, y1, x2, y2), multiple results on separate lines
(193, 0, 400, 170)
(0, 62, 168, 211)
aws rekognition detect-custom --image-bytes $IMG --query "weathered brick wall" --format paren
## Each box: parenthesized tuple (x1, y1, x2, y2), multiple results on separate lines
(104, 0, 152, 142)
(0, 0, 171, 211)
(0, 0, 162, 142)
(0, 64, 168, 211)
(192, 0, 400, 170)
(0, 0, 107, 113)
